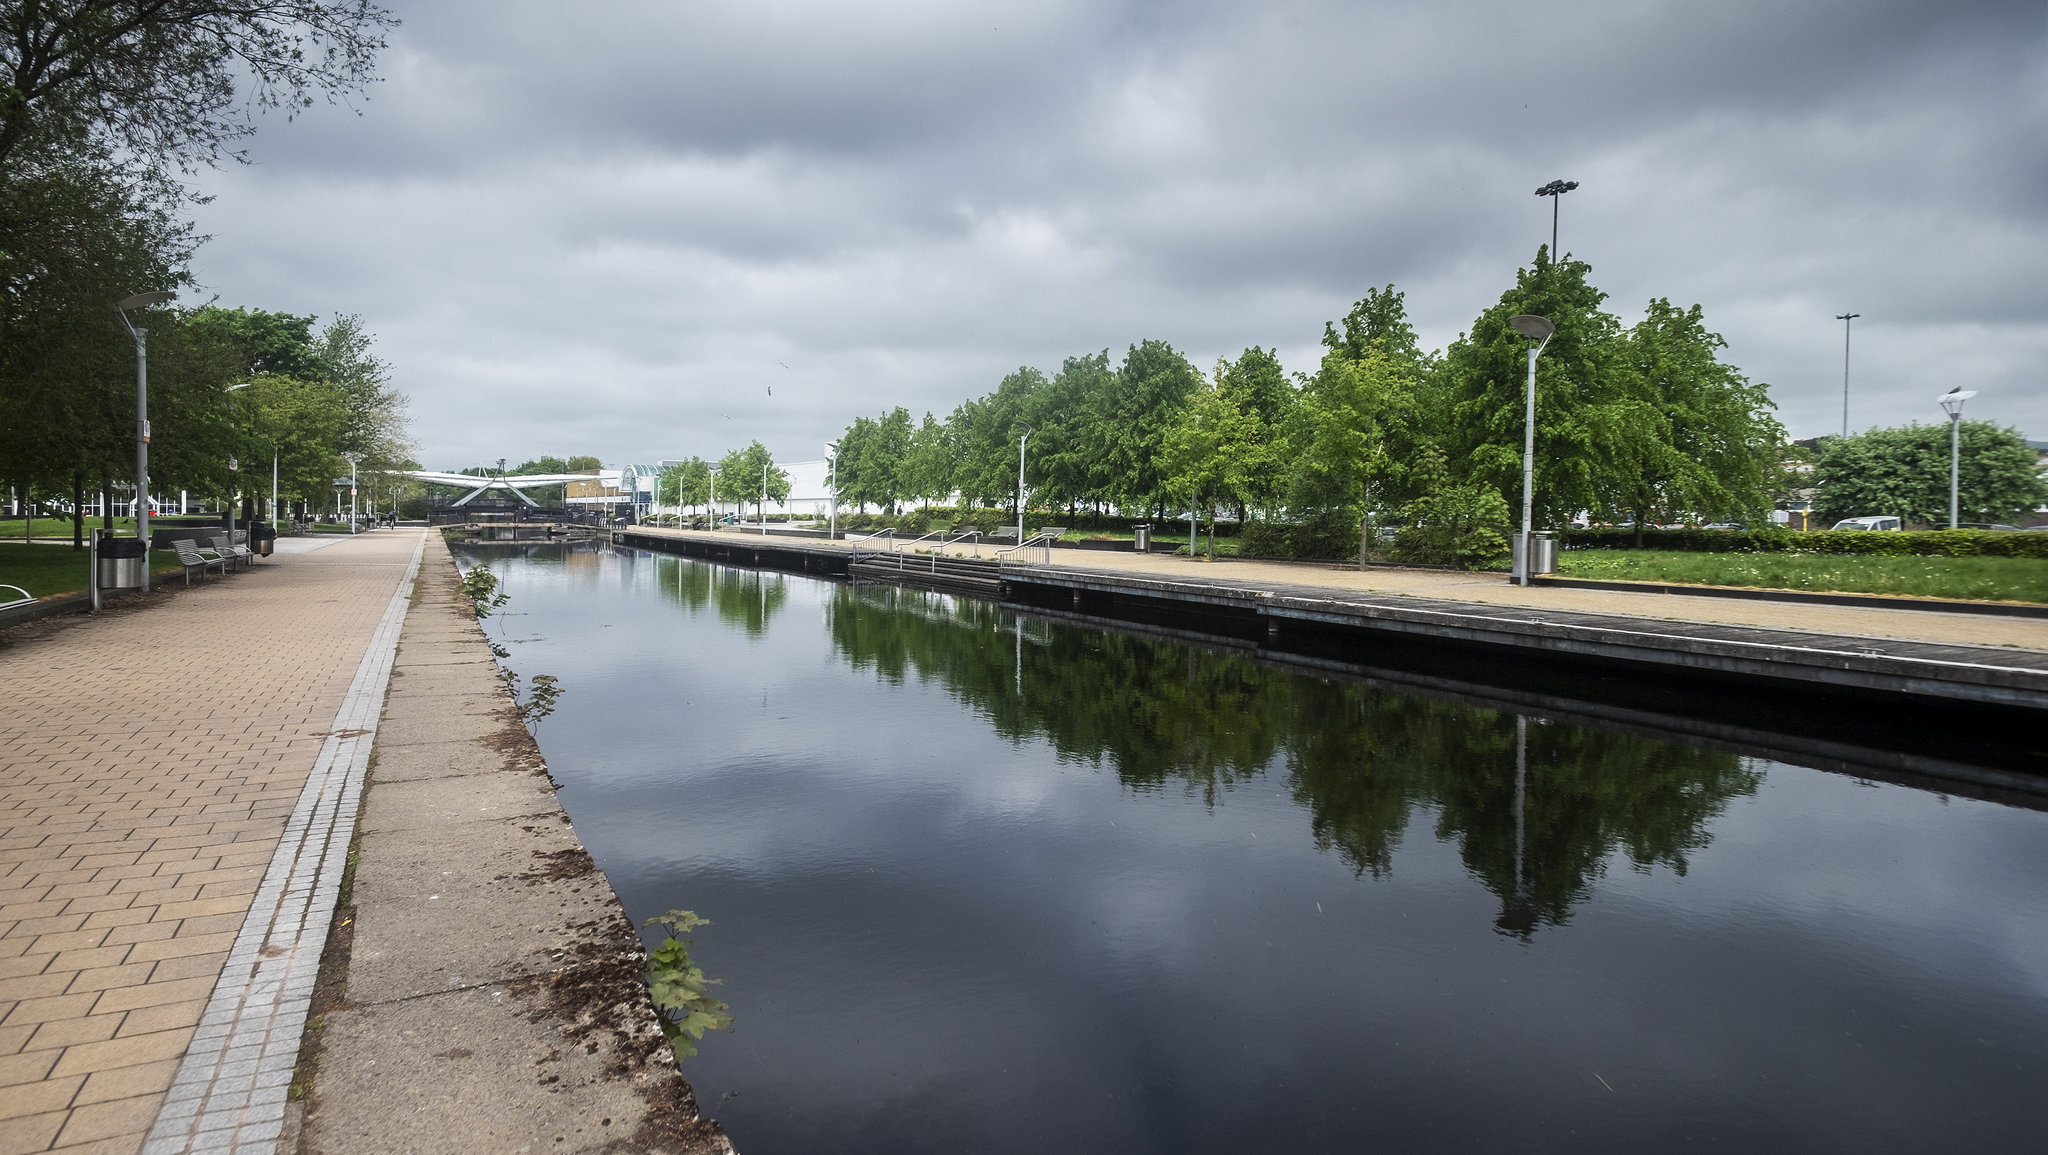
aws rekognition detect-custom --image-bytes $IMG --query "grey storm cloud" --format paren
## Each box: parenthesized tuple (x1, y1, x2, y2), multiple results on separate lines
(184, 0, 2048, 469)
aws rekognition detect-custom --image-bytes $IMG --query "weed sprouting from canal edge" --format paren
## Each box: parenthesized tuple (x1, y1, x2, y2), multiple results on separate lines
(642, 910, 732, 1063)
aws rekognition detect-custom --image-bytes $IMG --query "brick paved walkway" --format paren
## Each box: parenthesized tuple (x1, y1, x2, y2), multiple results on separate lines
(0, 531, 423, 1154)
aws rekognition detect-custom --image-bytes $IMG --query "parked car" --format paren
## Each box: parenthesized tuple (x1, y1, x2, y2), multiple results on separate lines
(1701, 522, 1746, 530)
(1831, 516, 1902, 531)
(1956, 522, 2020, 531)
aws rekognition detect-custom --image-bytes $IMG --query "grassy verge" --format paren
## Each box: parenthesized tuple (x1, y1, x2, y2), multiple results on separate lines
(1554, 549, 2048, 603)
(0, 542, 189, 599)
(0, 517, 143, 540)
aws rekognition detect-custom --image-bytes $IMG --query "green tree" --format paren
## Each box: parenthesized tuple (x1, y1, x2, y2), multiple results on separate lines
(1213, 347, 1293, 515)
(659, 457, 713, 514)
(0, 1, 397, 177)
(1161, 377, 1265, 557)
(1812, 422, 2045, 526)
(1611, 298, 1784, 536)
(716, 441, 789, 521)
(900, 413, 956, 508)
(1104, 340, 1202, 517)
(1438, 248, 1641, 528)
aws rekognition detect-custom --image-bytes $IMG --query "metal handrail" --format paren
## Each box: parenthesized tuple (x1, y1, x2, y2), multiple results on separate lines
(0, 584, 32, 611)
(943, 529, 982, 558)
(845, 528, 895, 562)
(995, 529, 1059, 567)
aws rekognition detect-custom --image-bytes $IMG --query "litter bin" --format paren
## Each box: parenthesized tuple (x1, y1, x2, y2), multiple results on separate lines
(98, 536, 148, 589)
(252, 525, 277, 557)
(1530, 530, 1557, 576)
(1133, 524, 1151, 552)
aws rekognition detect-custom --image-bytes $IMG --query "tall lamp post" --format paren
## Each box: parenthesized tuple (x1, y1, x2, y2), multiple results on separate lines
(225, 383, 251, 546)
(825, 442, 838, 539)
(1534, 179, 1578, 258)
(1508, 315, 1555, 586)
(115, 290, 175, 591)
(345, 454, 360, 534)
(1836, 312, 1859, 437)
(1938, 387, 1977, 530)
(761, 458, 770, 536)
(1013, 424, 1032, 544)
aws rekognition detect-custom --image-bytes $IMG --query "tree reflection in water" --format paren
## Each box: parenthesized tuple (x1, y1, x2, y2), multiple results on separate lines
(826, 582, 1762, 935)
(658, 555, 788, 637)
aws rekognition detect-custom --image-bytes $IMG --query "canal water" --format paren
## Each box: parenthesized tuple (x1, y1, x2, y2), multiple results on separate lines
(456, 543, 2048, 1153)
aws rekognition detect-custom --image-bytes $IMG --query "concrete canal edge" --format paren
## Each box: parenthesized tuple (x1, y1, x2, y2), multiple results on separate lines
(283, 532, 730, 1154)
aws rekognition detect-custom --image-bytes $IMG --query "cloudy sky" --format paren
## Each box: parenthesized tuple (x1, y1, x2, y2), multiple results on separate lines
(182, 0, 2048, 471)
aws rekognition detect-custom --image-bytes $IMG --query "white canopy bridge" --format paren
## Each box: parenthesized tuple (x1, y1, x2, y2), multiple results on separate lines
(395, 470, 599, 510)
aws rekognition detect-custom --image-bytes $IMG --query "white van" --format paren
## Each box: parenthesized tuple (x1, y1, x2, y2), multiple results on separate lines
(1830, 516, 1902, 531)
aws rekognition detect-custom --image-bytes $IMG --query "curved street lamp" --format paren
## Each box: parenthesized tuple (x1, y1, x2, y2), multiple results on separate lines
(1508, 315, 1555, 586)
(1938, 387, 1977, 529)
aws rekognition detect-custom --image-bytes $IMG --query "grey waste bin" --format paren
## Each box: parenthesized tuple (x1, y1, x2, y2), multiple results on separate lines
(98, 536, 148, 589)
(1530, 531, 1557, 576)
(1133, 524, 1151, 552)
(252, 525, 276, 556)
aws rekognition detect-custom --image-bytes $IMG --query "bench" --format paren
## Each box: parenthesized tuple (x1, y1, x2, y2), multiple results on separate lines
(209, 532, 256, 570)
(171, 539, 228, 584)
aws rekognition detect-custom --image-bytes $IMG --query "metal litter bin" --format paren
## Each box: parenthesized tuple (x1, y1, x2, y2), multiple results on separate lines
(252, 525, 276, 556)
(98, 536, 147, 589)
(1530, 531, 1557, 576)
(1133, 524, 1151, 552)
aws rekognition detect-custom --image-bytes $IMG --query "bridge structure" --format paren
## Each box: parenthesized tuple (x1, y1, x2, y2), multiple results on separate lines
(395, 469, 602, 509)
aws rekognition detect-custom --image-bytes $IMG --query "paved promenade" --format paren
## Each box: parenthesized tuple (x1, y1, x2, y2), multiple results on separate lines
(661, 527, 2048, 650)
(0, 531, 422, 1154)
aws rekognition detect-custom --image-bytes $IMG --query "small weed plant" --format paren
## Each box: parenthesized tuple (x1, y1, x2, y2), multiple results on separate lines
(459, 565, 508, 621)
(642, 910, 732, 1061)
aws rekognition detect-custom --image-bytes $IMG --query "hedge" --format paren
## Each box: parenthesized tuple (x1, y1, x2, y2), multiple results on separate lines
(1559, 527, 2048, 558)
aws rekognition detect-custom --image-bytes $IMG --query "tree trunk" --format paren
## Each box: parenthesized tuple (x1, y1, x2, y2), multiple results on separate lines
(72, 471, 85, 550)
(1634, 508, 1646, 549)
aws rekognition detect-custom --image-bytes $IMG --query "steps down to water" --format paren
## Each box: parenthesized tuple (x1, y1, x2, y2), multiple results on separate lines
(849, 551, 1002, 597)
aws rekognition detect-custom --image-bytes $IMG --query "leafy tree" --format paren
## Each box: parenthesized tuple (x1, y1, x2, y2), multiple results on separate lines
(950, 368, 1045, 513)
(715, 441, 789, 520)
(1283, 345, 1422, 532)
(1213, 347, 1293, 515)
(1812, 421, 2045, 526)
(1438, 248, 1642, 528)
(1161, 376, 1265, 556)
(1103, 340, 1201, 517)
(1322, 284, 1427, 368)
(659, 457, 712, 514)
(0, 1, 398, 177)
(1392, 444, 1512, 568)
(1610, 298, 1784, 536)
(900, 412, 956, 508)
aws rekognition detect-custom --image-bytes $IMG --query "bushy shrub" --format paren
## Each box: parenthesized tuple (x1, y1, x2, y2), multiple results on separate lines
(1559, 526, 2048, 558)
(1239, 511, 1360, 560)
(1394, 484, 1512, 568)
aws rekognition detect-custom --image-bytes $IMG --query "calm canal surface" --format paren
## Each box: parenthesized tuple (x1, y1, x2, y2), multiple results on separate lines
(456, 543, 2048, 1153)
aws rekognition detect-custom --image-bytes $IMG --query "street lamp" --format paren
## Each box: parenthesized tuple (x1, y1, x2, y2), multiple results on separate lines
(1938, 387, 1977, 530)
(1013, 423, 1032, 545)
(115, 290, 175, 590)
(344, 453, 360, 534)
(225, 383, 251, 547)
(1534, 179, 1578, 259)
(1836, 313, 1860, 437)
(1508, 314, 1555, 586)
(761, 457, 770, 536)
(825, 442, 838, 539)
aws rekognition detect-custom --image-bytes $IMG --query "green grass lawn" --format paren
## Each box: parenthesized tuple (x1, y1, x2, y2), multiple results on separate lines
(0, 516, 144, 540)
(0, 542, 188, 600)
(1555, 549, 2048, 603)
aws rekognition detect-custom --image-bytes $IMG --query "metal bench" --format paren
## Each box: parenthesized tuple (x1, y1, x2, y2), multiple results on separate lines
(209, 532, 256, 570)
(171, 539, 228, 584)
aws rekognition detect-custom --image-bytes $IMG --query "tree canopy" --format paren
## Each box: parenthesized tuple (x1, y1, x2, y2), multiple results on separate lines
(1812, 422, 2044, 526)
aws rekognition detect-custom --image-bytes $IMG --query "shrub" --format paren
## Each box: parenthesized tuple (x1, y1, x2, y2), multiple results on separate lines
(1559, 526, 2048, 559)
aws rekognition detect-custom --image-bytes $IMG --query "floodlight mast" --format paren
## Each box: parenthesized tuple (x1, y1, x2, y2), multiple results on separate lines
(1836, 313, 1860, 437)
(1534, 180, 1579, 259)
(1508, 315, 1555, 586)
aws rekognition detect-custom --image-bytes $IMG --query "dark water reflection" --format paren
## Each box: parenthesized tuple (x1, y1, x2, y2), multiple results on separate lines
(459, 544, 2048, 1154)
